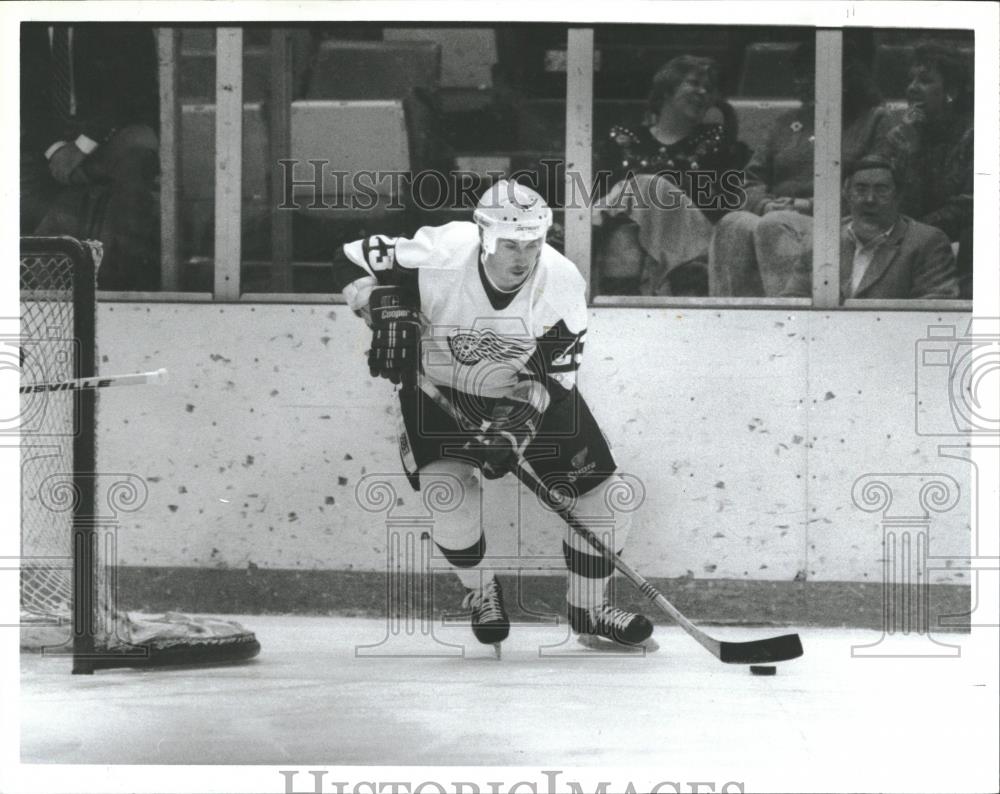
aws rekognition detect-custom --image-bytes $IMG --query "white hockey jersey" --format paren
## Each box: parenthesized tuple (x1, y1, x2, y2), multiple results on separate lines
(336, 221, 587, 401)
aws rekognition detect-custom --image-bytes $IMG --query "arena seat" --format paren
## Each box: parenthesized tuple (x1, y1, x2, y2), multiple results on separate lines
(179, 49, 271, 102)
(302, 40, 451, 234)
(180, 100, 416, 262)
(177, 31, 315, 103)
(288, 100, 410, 207)
(179, 103, 269, 258)
(737, 42, 800, 98)
(383, 27, 497, 89)
(179, 27, 214, 53)
(305, 40, 441, 100)
(872, 45, 916, 100)
(727, 98, 801, 154)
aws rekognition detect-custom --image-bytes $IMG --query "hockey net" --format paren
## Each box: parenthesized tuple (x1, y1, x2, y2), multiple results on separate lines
(19, 236, 259, 672)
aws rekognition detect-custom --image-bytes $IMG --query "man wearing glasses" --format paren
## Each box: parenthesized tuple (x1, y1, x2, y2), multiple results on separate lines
(839, 155, 959, 301)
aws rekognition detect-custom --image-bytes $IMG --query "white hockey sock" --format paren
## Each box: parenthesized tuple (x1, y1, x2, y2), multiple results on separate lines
(419, 460, 487, 591)
(454, 567, 489, 591)
(564, 477, 633, 610)
(566, 571, 608, 611)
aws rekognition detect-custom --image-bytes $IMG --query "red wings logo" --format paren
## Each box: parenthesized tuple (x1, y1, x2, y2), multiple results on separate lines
(448, 329, 531, 365)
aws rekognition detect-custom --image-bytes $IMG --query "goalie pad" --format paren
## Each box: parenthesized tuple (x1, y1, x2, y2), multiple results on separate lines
(21, 609, 261, 669)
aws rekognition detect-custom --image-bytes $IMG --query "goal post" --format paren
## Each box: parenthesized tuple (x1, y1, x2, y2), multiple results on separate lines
(18, 235, 97, 672)
(19, 236, 260, 672)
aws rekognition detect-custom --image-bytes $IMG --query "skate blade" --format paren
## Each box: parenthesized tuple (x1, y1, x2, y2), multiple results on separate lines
(576, 634, 660, 654)
(493, 643, 502, 660)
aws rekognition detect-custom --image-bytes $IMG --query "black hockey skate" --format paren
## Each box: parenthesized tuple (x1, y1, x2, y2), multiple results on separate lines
(461, 577, 509, 657)
(569, 601, 656, 651)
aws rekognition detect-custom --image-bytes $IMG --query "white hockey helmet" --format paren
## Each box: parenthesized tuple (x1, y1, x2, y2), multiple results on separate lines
(473, 179, 553, 255)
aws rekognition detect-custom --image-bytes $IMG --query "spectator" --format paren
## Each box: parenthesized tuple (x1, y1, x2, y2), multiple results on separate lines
(593, 55, 750, 296)
(876, 39, 973, 298)
(21, 24, 160, 291)
(783, 156, 958, 300)
(708, 41, 893, 297)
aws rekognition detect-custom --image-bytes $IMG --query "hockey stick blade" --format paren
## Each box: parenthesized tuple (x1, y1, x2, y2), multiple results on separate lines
(716, 632, 803, 664)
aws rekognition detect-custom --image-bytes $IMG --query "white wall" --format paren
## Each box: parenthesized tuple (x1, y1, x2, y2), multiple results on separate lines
(95, 303, 972, 584)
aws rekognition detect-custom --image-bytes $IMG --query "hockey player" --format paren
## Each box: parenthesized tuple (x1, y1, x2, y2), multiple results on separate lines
(332, 180, 653, 652)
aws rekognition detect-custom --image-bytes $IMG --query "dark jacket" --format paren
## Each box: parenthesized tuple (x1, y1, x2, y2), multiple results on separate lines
(20, 23, 158, 157)
(840, 215, 958, 300)
(876, 113, 973, 242)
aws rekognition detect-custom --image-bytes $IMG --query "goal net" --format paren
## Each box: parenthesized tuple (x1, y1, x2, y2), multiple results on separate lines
(19, 236, 260, 672)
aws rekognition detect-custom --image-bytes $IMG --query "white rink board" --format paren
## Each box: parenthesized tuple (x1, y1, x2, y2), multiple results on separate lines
(94, 303, 972, 583)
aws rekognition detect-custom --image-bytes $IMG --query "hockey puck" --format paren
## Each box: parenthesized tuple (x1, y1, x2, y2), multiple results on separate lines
(750, 665, 776, 675)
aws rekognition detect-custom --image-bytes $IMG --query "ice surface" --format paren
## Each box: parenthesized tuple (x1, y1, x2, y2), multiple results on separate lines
(18, 615, 998, 792)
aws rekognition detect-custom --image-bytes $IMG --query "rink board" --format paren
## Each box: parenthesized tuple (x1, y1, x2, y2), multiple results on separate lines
(86, 302, 975, 622)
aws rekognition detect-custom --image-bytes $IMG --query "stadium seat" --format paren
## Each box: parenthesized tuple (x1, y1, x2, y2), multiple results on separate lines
(306, 40, 441, 100)
(288, 100, 410, 207)
(873, 44, 915, 100)
(177, 31, 315, 103)
(180, 104, 269, 202)
(727, 98, 801, 154)
(179, 103, 269, 258)
(383, 28, 497, 89)
(738, 42, 800, 98)
(179, 27, 215, 53)
(179, 48, 273, 103)
(179, 100, 416, 262)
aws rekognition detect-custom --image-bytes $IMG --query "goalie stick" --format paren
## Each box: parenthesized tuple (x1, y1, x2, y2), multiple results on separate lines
(414, 375, 804, 665)
(19, 368, 169, 394)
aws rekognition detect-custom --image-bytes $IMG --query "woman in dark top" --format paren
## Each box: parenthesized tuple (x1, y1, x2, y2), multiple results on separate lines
(877, 40, 973, 297)
(594, 55, 749, 296)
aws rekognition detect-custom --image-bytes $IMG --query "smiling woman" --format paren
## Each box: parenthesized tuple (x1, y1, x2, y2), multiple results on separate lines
(592, 54, 751, 297)
(875, 38, 974, 298)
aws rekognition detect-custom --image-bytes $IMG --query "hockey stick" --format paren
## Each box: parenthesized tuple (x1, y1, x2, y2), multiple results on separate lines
(416, 375, 803, 665)
(19, 368, 169, 394)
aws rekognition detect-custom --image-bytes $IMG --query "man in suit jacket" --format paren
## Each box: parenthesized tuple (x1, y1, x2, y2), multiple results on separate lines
(839, 155, 958, 301)
(21, 23, 160, 290)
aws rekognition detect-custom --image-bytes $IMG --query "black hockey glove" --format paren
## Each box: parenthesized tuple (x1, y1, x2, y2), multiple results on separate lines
(368, 286, 421, 388)
(478, 393, 544, 480)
